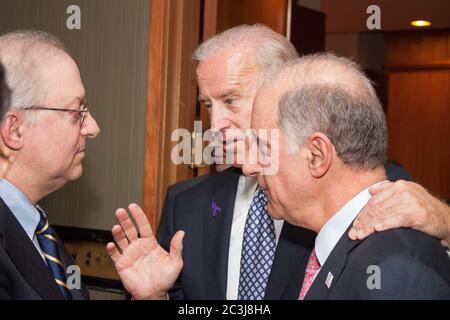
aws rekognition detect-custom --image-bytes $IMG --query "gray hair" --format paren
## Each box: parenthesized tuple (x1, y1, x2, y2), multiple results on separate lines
(0, 30, 69, 115)
(193, 24, 299, 80)
(278, 53, 387, 170)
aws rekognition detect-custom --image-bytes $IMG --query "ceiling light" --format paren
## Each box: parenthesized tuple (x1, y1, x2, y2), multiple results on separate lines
(410, 20, 432, 27)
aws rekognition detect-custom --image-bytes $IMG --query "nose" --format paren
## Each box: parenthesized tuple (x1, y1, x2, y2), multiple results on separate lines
(210, 105, 231, 132)
(81, 112, 100, 138)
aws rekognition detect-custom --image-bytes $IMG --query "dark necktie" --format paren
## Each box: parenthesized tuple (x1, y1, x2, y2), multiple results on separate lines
(35, 207, 72, 300)
(237, 187, 276, 300)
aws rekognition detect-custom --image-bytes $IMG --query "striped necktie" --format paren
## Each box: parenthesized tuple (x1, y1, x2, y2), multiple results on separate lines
(35, 207, 72, 300)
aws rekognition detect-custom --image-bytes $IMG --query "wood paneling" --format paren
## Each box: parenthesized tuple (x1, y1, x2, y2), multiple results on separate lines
(385, 31, 450, 199)
(216, 0, 288, 35)
(322, 0, 450, 33)
(143, 0, 200, 229)
(290, 4, 325, 55)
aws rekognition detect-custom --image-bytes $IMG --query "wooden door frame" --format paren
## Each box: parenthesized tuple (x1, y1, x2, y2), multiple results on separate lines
(143, 0, 200, 229)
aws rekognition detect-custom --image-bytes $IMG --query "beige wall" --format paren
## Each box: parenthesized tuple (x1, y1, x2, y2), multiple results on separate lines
(0, 0, 150, 230)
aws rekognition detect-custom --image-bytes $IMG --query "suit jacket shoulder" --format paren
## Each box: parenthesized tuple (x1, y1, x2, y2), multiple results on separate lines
(323, 228, 450, 299)
(0, 197, 89, 300)
(156, 168, 241, 299)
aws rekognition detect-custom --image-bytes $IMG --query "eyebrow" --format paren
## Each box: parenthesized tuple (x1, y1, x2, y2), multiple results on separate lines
(197, 89, 240, 102)
(218, 89, 239, 99)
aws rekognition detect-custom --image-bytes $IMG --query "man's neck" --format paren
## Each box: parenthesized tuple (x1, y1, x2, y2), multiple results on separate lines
(308, 166, 386, 233)
(4, 166, 60, 205)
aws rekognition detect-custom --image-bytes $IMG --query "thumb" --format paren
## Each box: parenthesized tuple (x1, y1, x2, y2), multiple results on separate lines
(369, 181, 392, 195)
(170, 230, 185, 261)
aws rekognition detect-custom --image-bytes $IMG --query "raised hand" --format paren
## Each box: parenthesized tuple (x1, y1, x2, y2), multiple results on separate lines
(106, 203, 185, 299)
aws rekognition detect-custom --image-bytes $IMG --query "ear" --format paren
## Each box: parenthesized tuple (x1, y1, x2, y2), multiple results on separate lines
(1, 111, 25, 150)
(305, 132, 334, 178)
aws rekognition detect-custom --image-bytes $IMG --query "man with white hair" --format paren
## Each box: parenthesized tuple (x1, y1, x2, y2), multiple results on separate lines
(107, 24, 450, 300)
(0, 30, 100, 299)
(242, 53, 450, 299)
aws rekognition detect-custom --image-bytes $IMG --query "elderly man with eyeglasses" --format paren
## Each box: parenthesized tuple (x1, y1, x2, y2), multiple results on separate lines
(0, 30, 100, 300)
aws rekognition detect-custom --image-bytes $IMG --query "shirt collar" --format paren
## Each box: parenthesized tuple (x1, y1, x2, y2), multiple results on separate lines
(0, 179, 41, 241)
(315, 181, 386, 267)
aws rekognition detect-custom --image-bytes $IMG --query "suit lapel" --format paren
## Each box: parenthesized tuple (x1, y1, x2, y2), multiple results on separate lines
(202, 168, 241, 299)
(305, 224, 362, 300)
(265, 223, 316, 299)
(0, 199, 64, 300)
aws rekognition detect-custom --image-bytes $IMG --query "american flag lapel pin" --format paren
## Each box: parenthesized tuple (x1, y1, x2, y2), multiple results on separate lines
(325, 272, 334, 288)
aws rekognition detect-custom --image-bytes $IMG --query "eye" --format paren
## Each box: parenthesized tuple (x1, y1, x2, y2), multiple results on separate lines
(199, 100, 212, 108)
(66, 110, 81, 121)
(224, 98, 237, 105)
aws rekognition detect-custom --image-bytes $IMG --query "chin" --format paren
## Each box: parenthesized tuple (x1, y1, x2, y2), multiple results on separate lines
(267, 202, 284, 220)
(67, 166, 83, 181)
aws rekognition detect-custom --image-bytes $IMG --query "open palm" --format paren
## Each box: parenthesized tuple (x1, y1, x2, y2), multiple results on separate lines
(107, 203, 184, 300)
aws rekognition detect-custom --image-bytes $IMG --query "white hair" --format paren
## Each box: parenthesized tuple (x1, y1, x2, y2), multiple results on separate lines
(193, 24, 299, 80)
(0, 30, 70, 117)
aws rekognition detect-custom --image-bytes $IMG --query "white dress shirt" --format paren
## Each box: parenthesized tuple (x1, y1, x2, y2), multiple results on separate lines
(312, 182, 386, 283)
(226, 175, 284, 300)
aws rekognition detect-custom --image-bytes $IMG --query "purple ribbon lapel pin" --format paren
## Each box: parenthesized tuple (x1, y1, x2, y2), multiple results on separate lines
(211, 202, 222, 217)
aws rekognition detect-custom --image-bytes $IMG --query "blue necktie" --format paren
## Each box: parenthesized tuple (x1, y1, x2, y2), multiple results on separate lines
(237, 186, 276, 300)
(35, 208, 72, 300)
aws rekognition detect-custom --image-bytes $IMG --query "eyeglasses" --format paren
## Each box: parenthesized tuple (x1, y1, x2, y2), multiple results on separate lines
(20, 103, 89, 126)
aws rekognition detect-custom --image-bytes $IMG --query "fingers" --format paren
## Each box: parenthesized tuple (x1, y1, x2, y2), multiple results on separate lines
(367, 182, 397, 206)
(128, 203, 154, 238)
(350, 203, 413, 240)
(116, 208, 138, 241)
(368, 180, 392, 195)
(349, 205, 377, 240)
(106, 242, 121, 263)
(372, 212, 409, 232)
(112, 224, 129, 251)
(169, 230, 185, 261)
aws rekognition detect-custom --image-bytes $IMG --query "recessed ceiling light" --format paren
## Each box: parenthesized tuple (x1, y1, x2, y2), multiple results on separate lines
(410, 20, 432, 27)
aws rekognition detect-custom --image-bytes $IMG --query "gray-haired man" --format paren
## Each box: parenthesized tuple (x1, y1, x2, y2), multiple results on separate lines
(0, 30, 100, 299)
(243, 53, 450, 299)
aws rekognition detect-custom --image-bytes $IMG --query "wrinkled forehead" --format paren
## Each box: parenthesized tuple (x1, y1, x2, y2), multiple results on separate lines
(196, 50, 261, 88)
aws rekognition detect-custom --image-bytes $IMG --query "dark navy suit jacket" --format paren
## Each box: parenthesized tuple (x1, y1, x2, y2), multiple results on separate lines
(157, 167, 316, 299)
(0, 198, 89, 300)
(305, 225, 450, 299)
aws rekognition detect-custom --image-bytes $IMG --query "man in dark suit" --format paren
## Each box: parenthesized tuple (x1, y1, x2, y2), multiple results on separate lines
(107, 25, 449, 300)
(243, 52, 450, 299)
(0, 30, 100, 300)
